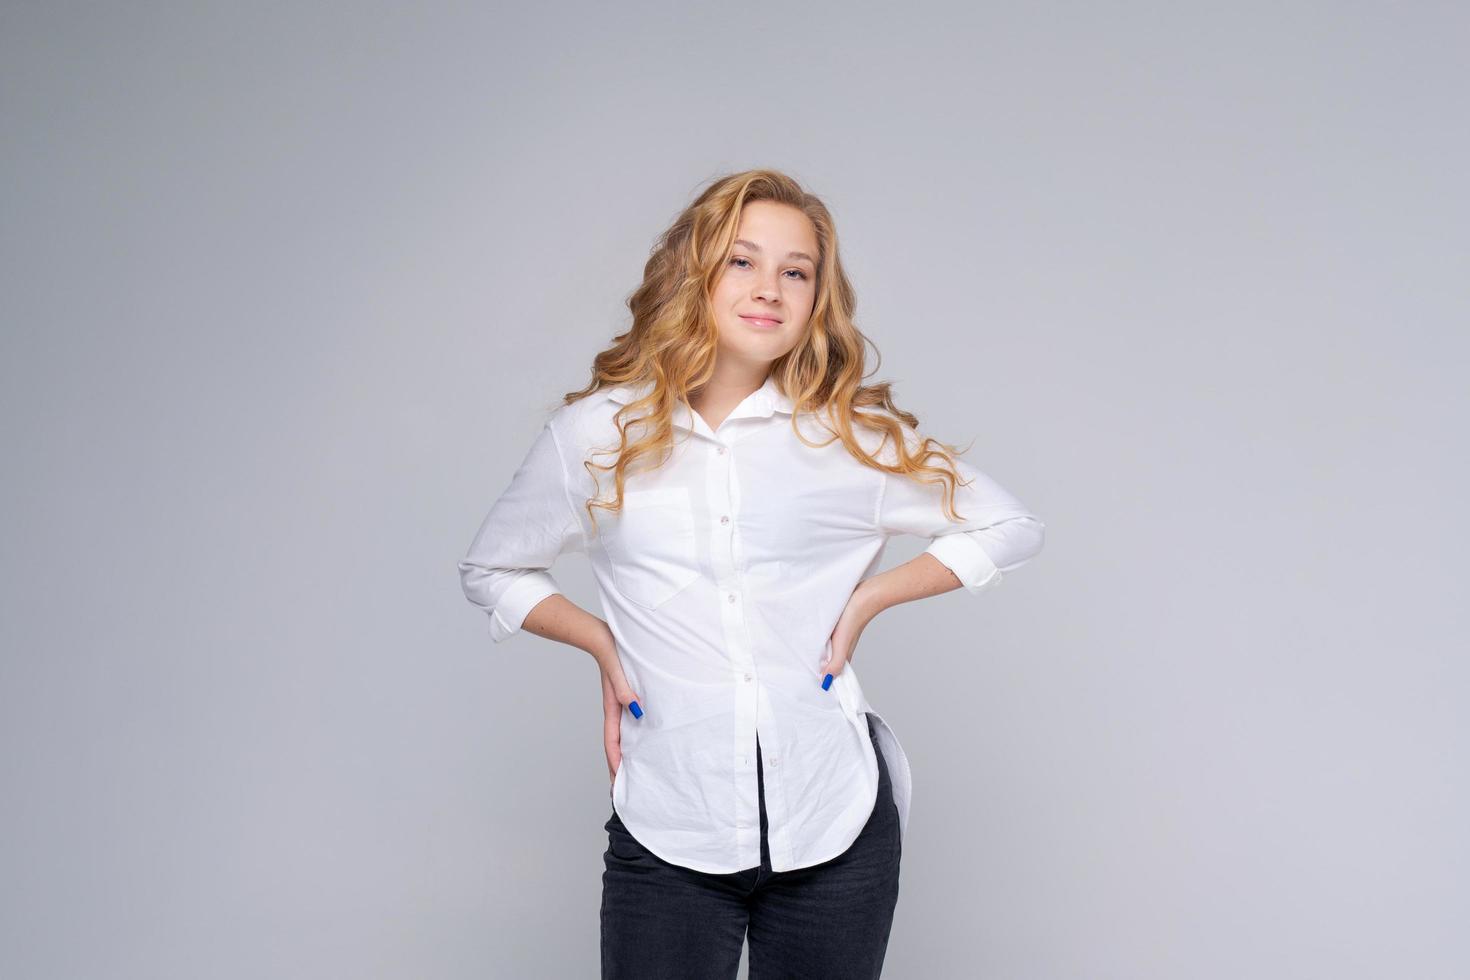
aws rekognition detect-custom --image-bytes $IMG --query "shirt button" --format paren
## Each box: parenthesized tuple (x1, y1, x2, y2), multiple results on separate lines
(743, 672, 752, 682)
(770, 758, 780, 767)
(720, 515, 730, 525)
(727, 593, 737, 603)
(716, 446, 726, 455)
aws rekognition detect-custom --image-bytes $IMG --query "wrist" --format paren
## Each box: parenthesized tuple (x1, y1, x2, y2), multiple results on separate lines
(586, 624, 617, 666)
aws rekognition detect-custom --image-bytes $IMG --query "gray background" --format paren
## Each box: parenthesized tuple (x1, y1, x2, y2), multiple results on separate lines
(3, 2, 1466, 977)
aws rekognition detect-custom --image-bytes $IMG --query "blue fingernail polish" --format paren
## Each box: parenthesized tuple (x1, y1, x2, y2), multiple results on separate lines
(822, 673, 833, 690)
(629, 700, 642, 718)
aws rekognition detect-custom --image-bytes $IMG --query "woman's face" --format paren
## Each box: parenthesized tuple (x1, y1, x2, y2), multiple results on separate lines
(709, 200, 819, 368)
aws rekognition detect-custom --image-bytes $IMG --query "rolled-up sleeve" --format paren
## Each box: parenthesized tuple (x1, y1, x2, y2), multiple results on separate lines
(459, 421, 585, 642)
(877, 426, 1045, 595)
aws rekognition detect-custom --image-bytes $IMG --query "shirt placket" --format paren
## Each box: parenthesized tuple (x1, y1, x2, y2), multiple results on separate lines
(704, 435, 785, 868)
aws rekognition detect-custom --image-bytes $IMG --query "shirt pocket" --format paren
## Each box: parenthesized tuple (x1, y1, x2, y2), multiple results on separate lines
(602, 486, 702, 610)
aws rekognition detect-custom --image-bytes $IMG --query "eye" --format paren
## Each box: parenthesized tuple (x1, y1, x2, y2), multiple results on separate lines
(729, 256, 809, 280)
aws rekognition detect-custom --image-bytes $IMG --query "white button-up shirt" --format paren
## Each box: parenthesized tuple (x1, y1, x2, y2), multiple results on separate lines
(459, 373, 1045, 873)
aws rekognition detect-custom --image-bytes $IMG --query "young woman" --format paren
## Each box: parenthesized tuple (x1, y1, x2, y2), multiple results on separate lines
(459, 169, 1045, 979)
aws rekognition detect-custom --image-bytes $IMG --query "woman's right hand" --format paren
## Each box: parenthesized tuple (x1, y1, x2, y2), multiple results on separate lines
(597, 647, 643, 792)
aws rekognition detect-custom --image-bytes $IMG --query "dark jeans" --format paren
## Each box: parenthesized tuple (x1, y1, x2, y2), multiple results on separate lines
(600, 713, 902, 979)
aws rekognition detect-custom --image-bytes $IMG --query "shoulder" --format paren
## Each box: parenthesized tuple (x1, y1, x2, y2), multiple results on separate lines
(840, 407, 924, 463)
(542, 387, 626, 456)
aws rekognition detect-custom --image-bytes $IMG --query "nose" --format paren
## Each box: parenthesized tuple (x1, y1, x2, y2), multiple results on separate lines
(752, 270, 782, 304)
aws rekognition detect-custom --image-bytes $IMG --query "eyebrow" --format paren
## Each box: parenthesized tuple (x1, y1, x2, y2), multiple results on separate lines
(733, 239, 816, 266)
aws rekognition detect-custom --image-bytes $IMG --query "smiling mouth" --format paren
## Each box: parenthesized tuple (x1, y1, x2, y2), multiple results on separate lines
(740, 315, 783, 328)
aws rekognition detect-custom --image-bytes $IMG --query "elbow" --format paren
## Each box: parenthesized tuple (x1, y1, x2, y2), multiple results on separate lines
(968, 515, 1046, 576)
(458, 558, 495, 606)
(458, 560, 561, 644)
(1014, 516, 1046, 565)
(458, 558, 516, 619)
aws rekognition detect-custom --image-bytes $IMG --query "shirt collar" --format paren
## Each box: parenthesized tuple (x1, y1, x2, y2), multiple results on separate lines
(605, 373, 796, 421)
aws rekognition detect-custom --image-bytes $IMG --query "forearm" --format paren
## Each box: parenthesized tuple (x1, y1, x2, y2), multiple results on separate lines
(850, 552, 963, 624)
(519, 593, 616, 662)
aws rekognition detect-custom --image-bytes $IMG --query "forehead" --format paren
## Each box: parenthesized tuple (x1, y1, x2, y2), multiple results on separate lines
(736, 201, 819, 252)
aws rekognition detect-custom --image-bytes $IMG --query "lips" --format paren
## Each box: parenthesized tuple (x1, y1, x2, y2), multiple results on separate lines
(739, 315, 783, 328)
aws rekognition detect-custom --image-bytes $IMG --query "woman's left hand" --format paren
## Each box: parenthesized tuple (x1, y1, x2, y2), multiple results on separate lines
(822, 585, 878, 686)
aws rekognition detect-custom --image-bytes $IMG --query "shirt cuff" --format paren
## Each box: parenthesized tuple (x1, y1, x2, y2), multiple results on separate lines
(924, 532, 1003, 595)
(486, 572, 562, 643)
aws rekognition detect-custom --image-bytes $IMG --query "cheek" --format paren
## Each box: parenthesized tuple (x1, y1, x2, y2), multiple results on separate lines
(711, 275, 741, 305)
(787, 289, 816, 324)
